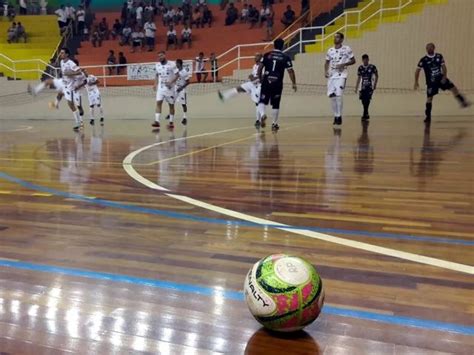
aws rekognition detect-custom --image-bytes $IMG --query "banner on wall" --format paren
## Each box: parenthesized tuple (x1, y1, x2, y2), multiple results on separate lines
(127, 61, 194, 81)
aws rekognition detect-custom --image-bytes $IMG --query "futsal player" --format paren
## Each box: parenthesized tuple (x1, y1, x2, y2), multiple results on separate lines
(75, 72, 105, 126)
(355, 54, 378, 120)
(218, 53, 263, 125)
(414, 42, 470, 123)
(257, 38, 297, 131)
(324, 32, 356, 125)
(175, 59, 191, 125)
(27, 76, 65, 110)
(152, 51, 179, 130)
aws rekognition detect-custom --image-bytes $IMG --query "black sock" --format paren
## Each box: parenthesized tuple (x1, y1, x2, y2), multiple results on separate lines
(425, 102, 432, 118)
(455, 94, 466, 104)
(362, 99, 370, 116)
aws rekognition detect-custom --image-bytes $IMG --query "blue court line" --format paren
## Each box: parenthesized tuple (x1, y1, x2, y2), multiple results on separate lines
(0, 258, 472, 336)
(0, 171, 473, 246)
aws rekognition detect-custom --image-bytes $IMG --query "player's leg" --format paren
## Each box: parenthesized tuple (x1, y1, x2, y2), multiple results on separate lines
(444, 79, 470, 108)
(89, 104, 96, 125)
(153, 96, 164, 128)
(219, 82, 250, 101)
(28, 78, 53, 96)
(180, 91, 188, 125)
(74, 92, 84, 126)
(168, 101, 176, 128)
(68, 97, 82, 131)
(424, 84, 437, 123)
(360, 90, 371, 120)
(269, 85, 282, 131)
(257, 83, 270, 128)
(327, 78, 339, 125)
(334, 78, 346, 125)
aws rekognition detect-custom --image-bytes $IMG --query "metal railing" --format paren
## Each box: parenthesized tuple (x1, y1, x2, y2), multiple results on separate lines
(0, 0, 420, 83)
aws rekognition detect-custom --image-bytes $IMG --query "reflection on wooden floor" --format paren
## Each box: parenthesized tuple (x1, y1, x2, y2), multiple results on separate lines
(0, 116, 473, 354)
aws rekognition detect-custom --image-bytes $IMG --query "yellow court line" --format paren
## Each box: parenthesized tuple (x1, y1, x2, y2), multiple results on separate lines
(122, 124, 474, 275)
(31, 193, 53, 197)
(0, 191, 12, 194)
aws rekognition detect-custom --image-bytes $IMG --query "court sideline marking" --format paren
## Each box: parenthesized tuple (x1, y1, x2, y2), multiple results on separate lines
(123, 126, 474, 275)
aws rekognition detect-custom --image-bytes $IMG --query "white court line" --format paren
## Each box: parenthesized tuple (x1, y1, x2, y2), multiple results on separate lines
(122, 126, 474, 275)
(0, 126, 33, 132)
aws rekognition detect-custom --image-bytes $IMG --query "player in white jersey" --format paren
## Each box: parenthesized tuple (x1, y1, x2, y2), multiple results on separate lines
(152, 51, 179, 130)
(28, 77, 65, 109)
(59, 48, 86, 130)
(76, 73, 105, 126)
(324, 32, 355, 125)
(217, 54, 263, 124)
(174, 59, 191, 125)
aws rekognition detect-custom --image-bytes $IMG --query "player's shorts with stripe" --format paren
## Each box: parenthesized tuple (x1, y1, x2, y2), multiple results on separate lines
(175, 89, 187, 105)
(241, 81, 261, 104)
(73, 91, 82, 107)
(426, 78, 454, 97)
(327, 77, 346, 97)
(156, 88, 176, 104)
(259, 80, 283, 109)
(88, 90, 101, 106)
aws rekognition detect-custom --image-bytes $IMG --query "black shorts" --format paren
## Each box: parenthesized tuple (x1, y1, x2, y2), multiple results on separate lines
(359, 88, 373, 101)
(167, 36, 177, 44)
(259, 80, 283, 109)
(146, 37, 155, 46)
(132, 40, 141, 47)
(427, 78, 454, 97)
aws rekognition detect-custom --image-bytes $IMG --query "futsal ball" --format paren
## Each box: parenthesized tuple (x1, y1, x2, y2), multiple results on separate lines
(244, 254, 324, 332)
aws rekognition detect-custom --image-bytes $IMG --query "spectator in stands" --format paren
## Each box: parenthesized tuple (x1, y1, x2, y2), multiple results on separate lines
(19, 0, 27, 15)
(107, 50, 117, 75)
(281, 5, 295, 28)
(225, 3, 238, 26)
(195, 52, 208, 83)
(144, 18, 157, 51)
(163, 6, 175, 26)
(120, 23, 132, 46)
(131, 26, 144, 52)
(248, 5, 259, 28)
(265, 5, 274, 41)
(210, 52, 218, 82)
(98, 18, 110, 40)
(55, 5, 68, 31)
(301, 0, 309, 15)
(127, 0, 133, 10)
(76, 5, 86, 39)
(121, 2, 128, 23)
(16, 22, 27, 43)
(144, 3, 155, 22)
(166, 24, 178, 50)
(91, 26, 103, 47)
(202, 5, 213, 27)
(111, 19, 122, 40)
(240, 4, 249, 23)
(180, 24, 192, 48)
(7, 22, 17, 43)
(156, 0, 165, 16)
(259, 5, 269, 27)
(118, 51, 127, 74)
(136, 2, 144, 27)
(191, 8, 202, 29)
(174, 7, 184, 25)
(65, 3, 76, 27)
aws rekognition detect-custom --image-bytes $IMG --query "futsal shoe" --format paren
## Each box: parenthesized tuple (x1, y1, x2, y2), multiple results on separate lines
(271, 123, 279, 132)
(361, 115, 369, 121)
(337, 117, 343, 125)
(100, 117, 104, 126)
(90, 119, 95, 125)
(333, 117, 338, 125)
(181, 118, 187, 125)
(217, 90, 224, 102)
(72, 125, 80, 131)
(461, 101, 471, 108)
(167, 122, 174, 130)
(424, 117, 431, 123)
(254, 120, 261, 128)
(151, 121, 160, 128)
(260, 114, 267, 128)
(165, 115, 170, 120)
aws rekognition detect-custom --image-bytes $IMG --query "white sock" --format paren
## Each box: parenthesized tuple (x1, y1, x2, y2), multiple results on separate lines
(272, 109, 279, 124)
(73, 110, 81, 126)
(182, 111, 187, 119)
(155, 113, 161, 122)
(336, 96, 343, 117)
(169, 114, 174, 123)
(98, 106, 104, 118)
(257, 103, 266, 121)
(222, 88, 239, 101)
(34, 82, 46, 94)
(331, 96, 338, 117)
(255, 106, 260, 121)
(90, 107, 95, 121)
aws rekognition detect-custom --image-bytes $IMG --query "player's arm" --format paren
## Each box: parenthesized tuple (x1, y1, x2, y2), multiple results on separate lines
(355, 75, 361, 93)
(257, 62, 264, 81)
(75, 79, 87, 90)
(178, 77, 190, 92)
(373, 68, 378, 90)
(441, 63, 448, 83)
(414, 67, 421, 90)
(153, 73, 159, 91)
(288, 68, 297, 92)
(324, 59, 330, 78)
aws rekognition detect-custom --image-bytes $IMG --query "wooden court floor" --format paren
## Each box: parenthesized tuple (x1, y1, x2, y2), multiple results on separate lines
(0, 116, 472, 354)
